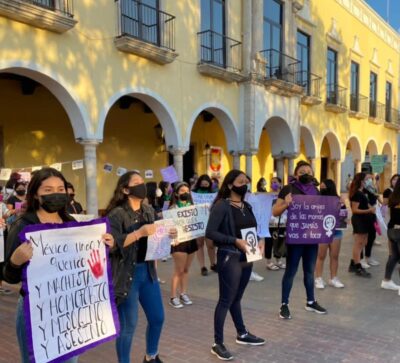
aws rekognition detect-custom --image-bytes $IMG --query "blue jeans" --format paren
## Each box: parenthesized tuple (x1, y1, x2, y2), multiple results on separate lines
(116, 263, 164, 363)
(16, 297, 78, 363)
(214, 249, 252, 344)
(281, 244, 318, 304)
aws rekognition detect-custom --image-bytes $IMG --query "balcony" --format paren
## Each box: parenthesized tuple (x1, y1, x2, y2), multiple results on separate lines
(197, 30, 246, 83)
(368, 101, 385, 124)
(114, 0, 178, 64)
(298, 72, 322, 106)
(0, 0, 76, 33)
(257, 49, 304, 97)
(384, 108, 400, 130)
(349, 94, 368, 119)
(325, 84, 347, 113)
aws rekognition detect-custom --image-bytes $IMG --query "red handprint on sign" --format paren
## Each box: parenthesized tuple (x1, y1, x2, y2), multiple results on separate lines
(87, 249, 104, 279)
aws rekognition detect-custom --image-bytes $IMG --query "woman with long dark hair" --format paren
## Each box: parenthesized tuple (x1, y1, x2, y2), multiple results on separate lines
(168, 182, 198, 308)
(192, 174, 217, 276)
(348, 172, 375, 278)
(272, 161, 326, 320)
(315, 179, 346, 289)
(206, 170, 265, 361)
(381, 177, 400, 291)
(106, 171, 176, 363)
(3, 167, 114, 363)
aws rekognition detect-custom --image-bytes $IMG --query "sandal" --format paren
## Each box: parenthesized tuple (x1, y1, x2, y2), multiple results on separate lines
(266, 262, 279, 271)
(275, 260, 286, 269)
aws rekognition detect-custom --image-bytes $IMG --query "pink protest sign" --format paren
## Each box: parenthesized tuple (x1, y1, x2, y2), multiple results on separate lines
(160, 165, 179, 183)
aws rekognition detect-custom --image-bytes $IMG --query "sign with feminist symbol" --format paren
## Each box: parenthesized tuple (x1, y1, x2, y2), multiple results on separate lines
(286, 195, 340, 244)
(20, 218, 119, 363)
(241, 227, 262, 262)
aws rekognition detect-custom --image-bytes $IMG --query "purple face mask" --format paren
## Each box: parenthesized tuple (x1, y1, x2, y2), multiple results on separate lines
(271, 182, 280, 191)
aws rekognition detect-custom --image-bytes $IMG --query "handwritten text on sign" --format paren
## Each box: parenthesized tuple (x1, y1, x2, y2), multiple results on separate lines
(286, 195, 340, 244)
(162, 204, 209, 243)
(21, 219, 119, 363)
(146, 219, 175, 261)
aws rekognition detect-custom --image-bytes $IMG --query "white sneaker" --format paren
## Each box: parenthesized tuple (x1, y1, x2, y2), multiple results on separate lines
(360, 259, 370, 269)
(250, 271, 264, 282)
(329, 277, 344, 288)
(315, 277, 325, 289)
(180, 293, 193, 305)
(169, 297, 184, 308)
(381, 280, 400, 291)
(275, 259, 286, 269)
(367, 258, 380, 266)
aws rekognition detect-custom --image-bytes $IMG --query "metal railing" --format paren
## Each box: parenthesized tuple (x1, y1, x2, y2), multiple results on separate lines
(350, 93, 368, 114)
(258, 49, 301, 84)
(296, 71, 321, 98)
(385, 107, 400, 124)
(197, 30, 242, 72)
(369, 100, 385, 120)
(326, 84, 347, 108)
(118, 0, 176, 51)
(23, 0, 74, 17)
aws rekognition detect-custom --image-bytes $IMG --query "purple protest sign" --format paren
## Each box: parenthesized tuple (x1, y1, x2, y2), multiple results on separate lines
(286, 195, 340, 244)
(160, 165, 180, 183)
(19, 218, 120, 363)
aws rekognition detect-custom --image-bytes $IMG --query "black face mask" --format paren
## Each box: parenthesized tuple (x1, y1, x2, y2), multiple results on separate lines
(178, 193, 190, 201)
(231, 184, 248, 197)
(40, 193, 67, 213)
(68, 194, 75, 202)
(199, 186, 209, 191)
(299, 174, 314, 185)
(16, 190, 26, 196)
(128, 184, 147, 200)
(320, 188, 329, 196)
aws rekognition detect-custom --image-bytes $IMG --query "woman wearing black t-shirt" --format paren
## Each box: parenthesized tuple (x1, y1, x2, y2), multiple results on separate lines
(272, 161, 326, 320)
(348, 173, 375, 277)
(206, 170, 265, 361)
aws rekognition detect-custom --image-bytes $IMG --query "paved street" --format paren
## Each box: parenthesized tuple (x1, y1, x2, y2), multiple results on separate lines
(1, 229, 400, 363)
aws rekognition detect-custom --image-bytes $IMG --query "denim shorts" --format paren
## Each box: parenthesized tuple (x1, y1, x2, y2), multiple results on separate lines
(333, 230, 343, 239)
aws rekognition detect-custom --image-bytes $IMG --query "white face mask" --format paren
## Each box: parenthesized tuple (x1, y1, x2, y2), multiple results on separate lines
(155, 188, 163, 198)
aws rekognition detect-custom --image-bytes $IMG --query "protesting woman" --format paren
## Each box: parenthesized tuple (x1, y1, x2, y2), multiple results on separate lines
(3, 167, 114, 363)
(169, 182, 198, 308)
(206, 170, 265, 361)
(315, 179, 346, 289)
(272, 161, 327, 320)
(107, 171, 176, 363)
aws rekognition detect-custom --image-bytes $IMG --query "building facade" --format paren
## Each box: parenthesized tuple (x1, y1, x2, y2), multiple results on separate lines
(0, 0, 399, 213)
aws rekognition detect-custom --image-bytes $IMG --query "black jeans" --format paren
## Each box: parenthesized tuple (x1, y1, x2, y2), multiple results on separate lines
(384, 239, 400, 280)
(361, 226, 376, 259)
(214, 249, 252, 344)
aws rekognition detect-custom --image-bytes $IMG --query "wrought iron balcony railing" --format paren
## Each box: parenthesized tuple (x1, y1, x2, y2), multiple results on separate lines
(350, 93, 368, 115)
(296, 71, 321, 98)
(23, 0, 74, 17)
(326, 84, 347, 108)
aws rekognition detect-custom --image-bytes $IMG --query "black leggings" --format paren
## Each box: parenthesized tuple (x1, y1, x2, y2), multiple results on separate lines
(384, 239, 400, 280)
(361, 226, 376, 259)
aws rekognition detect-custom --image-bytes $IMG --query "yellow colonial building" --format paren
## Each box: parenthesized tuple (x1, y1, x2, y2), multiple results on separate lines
(0, 0, 398, 213)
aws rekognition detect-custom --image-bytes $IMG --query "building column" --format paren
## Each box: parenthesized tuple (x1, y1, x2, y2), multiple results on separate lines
(251, 0, 263, 64)
(286, 153, 297, 177)
(274, 155, 285, 182)
(245, 150, 257, 188)
(170, 147, 187, 181)
(230, 151, 241, 170)
(355, 159, 362, 173)
(308, 157, 317, 173)
(333, 159, 342, 194)
(79, 139, 100, 216)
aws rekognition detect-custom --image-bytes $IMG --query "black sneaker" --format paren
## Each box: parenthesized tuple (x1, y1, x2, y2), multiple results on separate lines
(236, 331, 265, 346)
(211, 343, 233, 361)
(201, 267, 208, 276)
(305, 301, 327, 314)
(143, 355, 163, 363)
(279, 304, 291, 319)
(348, 259, 357, 273)
(210, 264, 218, 272)
(356, 267, 371, 278)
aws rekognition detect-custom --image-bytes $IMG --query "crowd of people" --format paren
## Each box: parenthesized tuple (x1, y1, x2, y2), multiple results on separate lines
(1, 161, 400, 362)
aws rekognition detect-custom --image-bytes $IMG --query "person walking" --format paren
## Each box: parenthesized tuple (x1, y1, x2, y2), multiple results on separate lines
(206, 170, 265, 361)
(272, 161, 327, 320)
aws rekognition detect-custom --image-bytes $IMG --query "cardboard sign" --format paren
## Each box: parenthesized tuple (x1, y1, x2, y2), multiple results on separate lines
(0, 168, 12, 181)
(20, 218, 119, 363)
(286, 195, 340, 244)
(241, 227, 262, 262)
(116, 167, 127, 177)
(191, 192, 217, 206)
(103, 163, 113, 173)
(50, 163, 62, 172)
(32, 166, 42, 172)
(245, 193, 274, 238)
(72, 160, 84, 170)
(160, 165, 179, 184)
(144, 170, 154, 179)
(162, 204, 209, 243)
(145, 219, 174, 261)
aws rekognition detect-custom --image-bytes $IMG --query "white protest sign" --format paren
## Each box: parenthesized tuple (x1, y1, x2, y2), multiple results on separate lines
(32, 166, 42, 172)
(19, 172, 31, 183)
(72, 160, 84, 170)
(21, 218, 119, 363)
(0, 229, 4, 263)
(162, 204, 209, 243)
(191, 192, 217, 206)
(0, 168, 12, 181)
(245, 193, 274, 238)
(50, 163, 62, 171)
(70, 214, 96, 222)
(145, 170, 154, 179)
(241, 227, 262, 262)
(116, 167, 127, 176)
(146, 219, 174, 261)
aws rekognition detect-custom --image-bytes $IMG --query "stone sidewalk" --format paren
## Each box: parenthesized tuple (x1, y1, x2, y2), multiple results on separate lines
(1, 229, 400, 363)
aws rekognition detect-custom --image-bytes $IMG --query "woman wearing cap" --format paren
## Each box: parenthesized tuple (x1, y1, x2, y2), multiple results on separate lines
(168, 182, 198, 308)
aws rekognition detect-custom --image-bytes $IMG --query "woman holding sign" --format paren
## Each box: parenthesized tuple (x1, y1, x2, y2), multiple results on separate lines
(272, 161, 327, 320)
(168, 182, 198, 308)
(3, 167, 114, 363)
(206, 170, 265, 361)
(107, 171, 176, 363)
